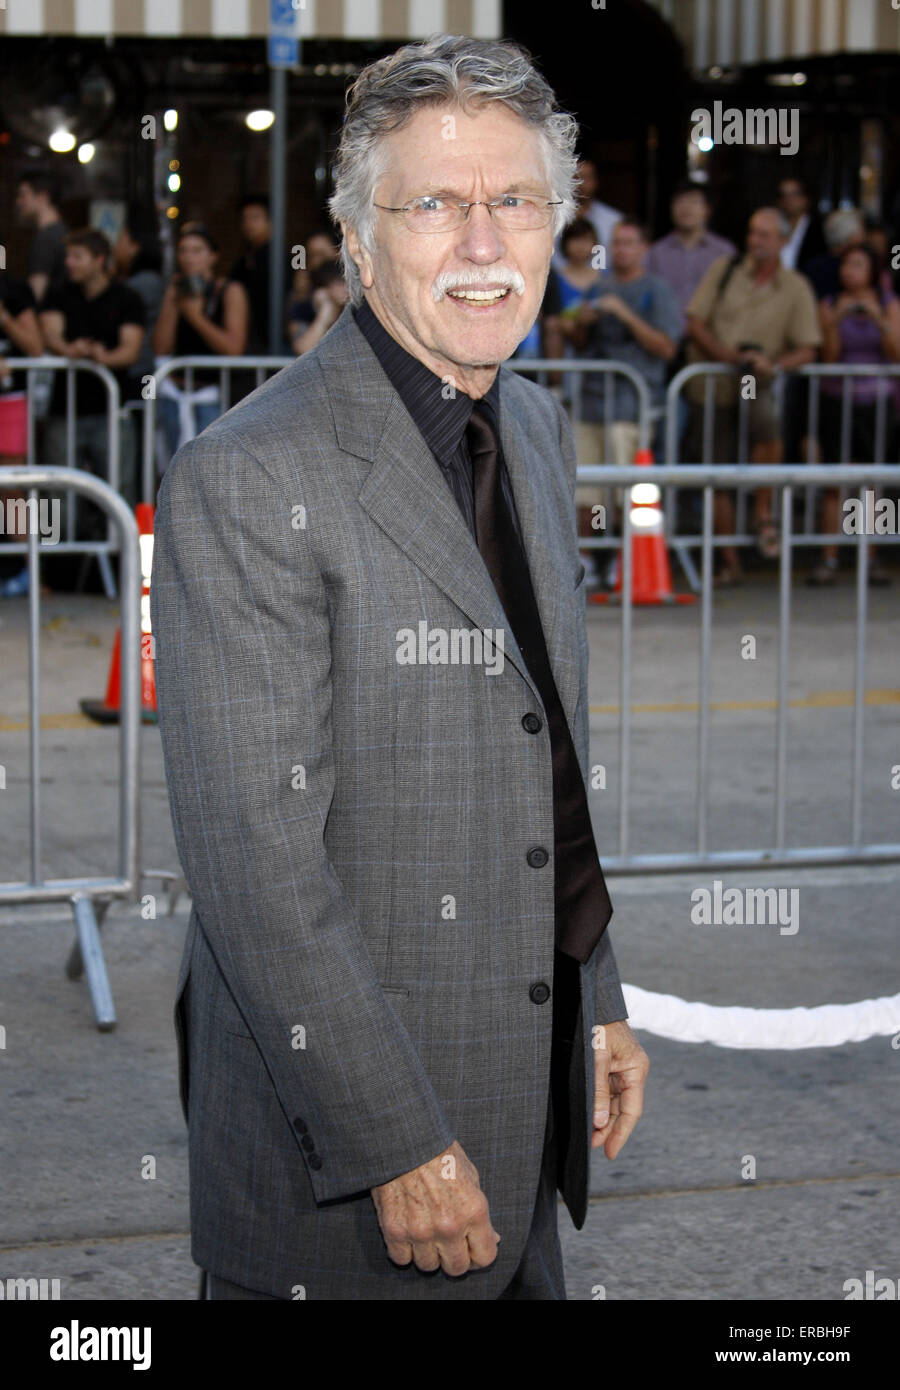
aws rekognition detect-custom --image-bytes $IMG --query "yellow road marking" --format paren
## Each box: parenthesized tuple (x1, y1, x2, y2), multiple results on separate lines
(0, 689, 897, 729)
(0, 714, 97, 731)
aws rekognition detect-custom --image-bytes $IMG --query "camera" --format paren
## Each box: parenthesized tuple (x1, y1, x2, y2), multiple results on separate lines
(175, 272, 208, 298)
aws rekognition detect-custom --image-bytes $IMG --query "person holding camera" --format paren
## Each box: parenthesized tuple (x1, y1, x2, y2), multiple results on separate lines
(685, 207, 821, 586)
(289, 261, 349, 356)
(152, 222, 248, 466)
(808, 241, 900, 586)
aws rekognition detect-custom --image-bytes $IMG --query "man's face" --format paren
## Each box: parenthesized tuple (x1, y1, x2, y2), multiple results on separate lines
(241, 204, 270, 245)
(15, 183, 39, 223)
(64, 245, 103, 283)
(746, 211, 784, 265)
(610, 223, 646, 276)
(777, 181, 807, 218)
(576, 161, 598, 202)
(346, 100, 556, 376)
(671, 191, 708, 234)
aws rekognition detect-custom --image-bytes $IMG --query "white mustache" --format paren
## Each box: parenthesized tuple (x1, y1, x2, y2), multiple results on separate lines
(432, 269, 526, 301)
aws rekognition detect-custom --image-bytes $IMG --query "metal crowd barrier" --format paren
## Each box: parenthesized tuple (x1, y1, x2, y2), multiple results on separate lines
(796, 361, 900, 533)
(0, 468, 140, 1029)
(142, 356, 292, 502)
(663, 362, 900, 588)
(142, 355, 653, 503)
(581, 461, 900, 873)
(507, 356, 653, 452)
(665, 360, 900, 464)
(1, 357, 126, 598)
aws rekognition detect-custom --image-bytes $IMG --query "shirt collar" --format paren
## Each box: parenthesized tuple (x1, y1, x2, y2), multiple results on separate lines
(666, 230, 713, 248)
(738, 254, 785, 287)
(352, 297, 501, 465)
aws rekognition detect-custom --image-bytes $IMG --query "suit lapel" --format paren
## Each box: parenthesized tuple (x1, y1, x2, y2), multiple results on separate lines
(498, 395, 579, 730)
(319, 309, 578, 729)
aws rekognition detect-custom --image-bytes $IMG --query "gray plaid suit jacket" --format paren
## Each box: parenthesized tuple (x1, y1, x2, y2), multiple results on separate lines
(151, 303, 628, 1300)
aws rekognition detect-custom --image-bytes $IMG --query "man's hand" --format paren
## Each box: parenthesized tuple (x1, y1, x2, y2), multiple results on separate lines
(596, 293, 630, 321)
(84, 340, 109, 365)
(591, 1020, 649, 1157)
(65, 337, 94, 359)
(370, 1138, 501, 1277)
(742, 349, 776, 379)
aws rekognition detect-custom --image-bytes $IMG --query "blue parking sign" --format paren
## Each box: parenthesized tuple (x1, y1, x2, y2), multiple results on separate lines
(269, 0, 295, 28)
(268, 34, 298, 67)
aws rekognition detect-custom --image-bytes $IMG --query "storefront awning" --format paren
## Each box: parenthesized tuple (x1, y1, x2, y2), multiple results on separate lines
(0, 0, 501, 41)
(649, 0, 900, 69)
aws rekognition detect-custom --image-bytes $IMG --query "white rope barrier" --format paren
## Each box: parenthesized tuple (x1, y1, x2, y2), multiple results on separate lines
(623, 984, 900, 1049)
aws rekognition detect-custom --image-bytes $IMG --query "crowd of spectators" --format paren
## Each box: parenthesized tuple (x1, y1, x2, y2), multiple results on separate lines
(1, 163, 898, 595)
(534, 163, 900, 588)
(0, 175, 348, 594)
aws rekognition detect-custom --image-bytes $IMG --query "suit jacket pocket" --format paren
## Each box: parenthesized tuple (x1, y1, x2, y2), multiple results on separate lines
(174, 978, 190, 1123)
(172, 910, 199, 1122)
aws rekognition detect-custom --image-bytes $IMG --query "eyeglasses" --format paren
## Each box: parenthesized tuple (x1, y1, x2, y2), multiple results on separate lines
(373, 194, 563, 234)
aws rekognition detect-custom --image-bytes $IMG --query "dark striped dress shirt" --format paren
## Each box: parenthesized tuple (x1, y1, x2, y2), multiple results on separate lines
(352, 298, 525, 545)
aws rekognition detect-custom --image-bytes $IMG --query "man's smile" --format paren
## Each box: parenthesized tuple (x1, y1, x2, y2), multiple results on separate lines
(444, 285, 515, 308)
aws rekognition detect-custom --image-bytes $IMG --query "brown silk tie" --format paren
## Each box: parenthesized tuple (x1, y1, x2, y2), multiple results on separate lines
(465, 403, 613, 965)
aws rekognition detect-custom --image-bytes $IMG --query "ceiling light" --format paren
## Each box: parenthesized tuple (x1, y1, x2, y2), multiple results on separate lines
(49, 127, 76, 152)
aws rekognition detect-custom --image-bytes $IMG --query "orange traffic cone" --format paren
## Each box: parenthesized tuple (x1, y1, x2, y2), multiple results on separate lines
(81, 503, 158, 724)
(591, 448, 694, 606)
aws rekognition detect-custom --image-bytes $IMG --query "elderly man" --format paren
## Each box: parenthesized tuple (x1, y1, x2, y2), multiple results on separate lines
(686, 206, 821, 585)
(152, 34, 648, 1302)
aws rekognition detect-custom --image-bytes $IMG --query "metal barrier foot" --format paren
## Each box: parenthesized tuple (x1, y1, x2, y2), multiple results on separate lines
(69, 893, 116, 1031)
(142, 870, 190, 916)
(97, 550, 117, 600)
(65, 896, 111, 978)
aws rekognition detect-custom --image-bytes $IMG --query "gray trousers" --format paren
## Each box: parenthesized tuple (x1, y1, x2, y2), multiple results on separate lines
(201, 1090, 566, 1301)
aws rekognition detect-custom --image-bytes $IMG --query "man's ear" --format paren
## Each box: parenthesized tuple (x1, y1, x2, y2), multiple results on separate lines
(343, 223, 375, 291)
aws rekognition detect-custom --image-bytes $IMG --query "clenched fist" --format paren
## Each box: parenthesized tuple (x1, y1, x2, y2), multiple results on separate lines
(371, 1139, 501, 1277)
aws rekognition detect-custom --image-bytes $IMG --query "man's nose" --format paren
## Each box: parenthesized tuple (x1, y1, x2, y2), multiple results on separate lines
(454, 204, 507, 261)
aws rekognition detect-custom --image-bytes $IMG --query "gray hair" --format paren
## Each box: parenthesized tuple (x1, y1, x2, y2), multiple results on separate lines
(327, 33, 580, 307)
(752, 206, 791, 240)
(824, 207, 864, 252)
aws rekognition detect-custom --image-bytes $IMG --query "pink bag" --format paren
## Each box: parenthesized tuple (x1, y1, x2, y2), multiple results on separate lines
(0, 393, 27, 457)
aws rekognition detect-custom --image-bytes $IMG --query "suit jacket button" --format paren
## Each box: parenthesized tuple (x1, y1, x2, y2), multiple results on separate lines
(522, 712, 542, 734)
(301, 1134, 315, 1152)
(527, 846, 549, 868)
(529, 982, 551, 1004)
(293, 1117, 308, 1134)
(308, 1154, 322, 1170)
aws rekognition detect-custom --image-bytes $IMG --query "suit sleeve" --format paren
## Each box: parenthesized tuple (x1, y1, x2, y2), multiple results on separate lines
(151, 436, 457, 1203)
(550, 393, 629, 1025)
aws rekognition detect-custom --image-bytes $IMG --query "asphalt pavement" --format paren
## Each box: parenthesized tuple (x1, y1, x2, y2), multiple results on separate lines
(0, 574, 897, 1300)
